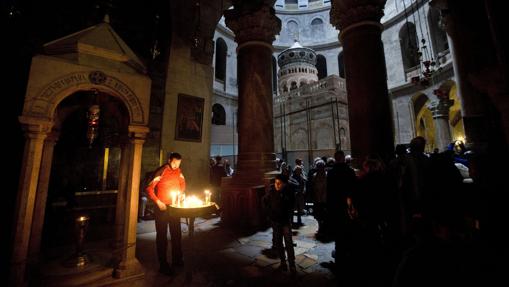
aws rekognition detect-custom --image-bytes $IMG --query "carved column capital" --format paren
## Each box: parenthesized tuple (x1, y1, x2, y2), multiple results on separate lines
(225, 5, 281, 45)
(19, 116, 53, 139)
(428, 98, 454, 119)
(330, 0, 386, 31)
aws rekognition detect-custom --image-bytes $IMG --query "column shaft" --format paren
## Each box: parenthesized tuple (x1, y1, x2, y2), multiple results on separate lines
(114, 128, 147, 279)
(28, 133, 58, 266)
(10, 118, 51, 287)
(235, 42, 276, 182)
(341, 23, 394, 162)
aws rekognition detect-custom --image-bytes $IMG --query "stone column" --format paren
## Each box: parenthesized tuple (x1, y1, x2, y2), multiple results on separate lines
(220, 4, 281, 227)
(331, 0, 394, 164)
(112, 143, 130, 264)
(433, 0, 503, 151)
(10, 117, 52, 287)
(114, 126, 148, 279)
(27, 132, 58, 266)
(428, 96, 454, 151)
(225, 4, 281, 184)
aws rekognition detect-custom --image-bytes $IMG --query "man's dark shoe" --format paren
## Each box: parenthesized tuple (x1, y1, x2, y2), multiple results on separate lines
(159, 264, 174, 276)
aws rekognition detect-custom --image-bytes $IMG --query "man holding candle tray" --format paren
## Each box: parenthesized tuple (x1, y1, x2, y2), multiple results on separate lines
(146, 152, 186, 275)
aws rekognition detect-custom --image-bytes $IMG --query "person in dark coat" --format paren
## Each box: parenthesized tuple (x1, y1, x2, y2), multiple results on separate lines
(262, 174, 297, 276)
(325, 150, 357, 267)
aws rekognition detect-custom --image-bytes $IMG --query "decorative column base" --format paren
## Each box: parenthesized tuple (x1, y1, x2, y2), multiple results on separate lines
(114, 258, 144, 280)
(220, 171, 275, 228)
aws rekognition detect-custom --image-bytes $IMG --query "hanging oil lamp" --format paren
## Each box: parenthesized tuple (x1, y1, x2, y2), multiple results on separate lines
(86, 90, 100, 148)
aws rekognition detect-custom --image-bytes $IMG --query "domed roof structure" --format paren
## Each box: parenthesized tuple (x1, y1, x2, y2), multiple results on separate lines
(277, 41, 318, 93)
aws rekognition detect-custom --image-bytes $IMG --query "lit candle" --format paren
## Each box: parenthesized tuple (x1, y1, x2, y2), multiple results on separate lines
(170, 191, 178, 206)
(204, 189, 211, 205)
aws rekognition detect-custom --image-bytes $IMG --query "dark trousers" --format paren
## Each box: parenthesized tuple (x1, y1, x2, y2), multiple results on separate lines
(154, 208, 182, 266)
(272, 222, 295, 264)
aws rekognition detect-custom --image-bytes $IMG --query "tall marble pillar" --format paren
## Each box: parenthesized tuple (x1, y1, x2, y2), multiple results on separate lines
(114, 126, 148, 280)
(225, 5, 281, 183)
(428, 96, 453, 151)
(28, 132, 58, 266)
(10, 117, 52, 287)
(331, 0, 394, 164)
(220, 4, 281, 227)
(113, 143, 130, 264)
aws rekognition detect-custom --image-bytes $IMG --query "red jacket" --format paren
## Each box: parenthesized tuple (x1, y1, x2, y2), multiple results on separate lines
(146, 165, 186, 205)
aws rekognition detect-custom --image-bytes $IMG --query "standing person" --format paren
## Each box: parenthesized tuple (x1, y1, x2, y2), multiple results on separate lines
(325, 150, 357, 269)
(210, 155, 227, 203)
(262, 174, 297, 277)
(146, 152, 186, 275)
(311, 160, 328, 237)
(291, 166, 306, 227)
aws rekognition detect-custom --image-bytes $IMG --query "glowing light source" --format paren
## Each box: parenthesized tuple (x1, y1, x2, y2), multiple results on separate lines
(204, 189, 211, 205)
(182, 195, 203, 208)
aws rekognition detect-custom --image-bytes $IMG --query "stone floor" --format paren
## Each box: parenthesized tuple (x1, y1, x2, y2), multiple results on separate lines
(135, 214, 337, 286)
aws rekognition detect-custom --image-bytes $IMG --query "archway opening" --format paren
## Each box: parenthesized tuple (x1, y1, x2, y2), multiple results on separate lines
(42, 90, 129, 251)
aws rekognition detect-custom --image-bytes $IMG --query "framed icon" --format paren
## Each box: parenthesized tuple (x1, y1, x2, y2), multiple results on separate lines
(175, 94, 204, 142)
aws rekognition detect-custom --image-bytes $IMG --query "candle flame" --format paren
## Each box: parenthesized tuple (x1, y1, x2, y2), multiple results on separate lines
(183, 195, 203, 208)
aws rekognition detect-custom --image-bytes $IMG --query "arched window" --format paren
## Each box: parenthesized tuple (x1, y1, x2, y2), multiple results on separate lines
(428, 7, 448, 55)
(316, 54, 327, 80)
(287, 20, 299, 41)
(215, 38, 227, 82)
(337, 52, 345, 78)
(290, 81, 298, 90)
(311, 18, 324, 35)
(272, 56, 278, 94)
(300, 80, 306, 87)
(212, 103, 226, 125)
(399, 22, 420, 70)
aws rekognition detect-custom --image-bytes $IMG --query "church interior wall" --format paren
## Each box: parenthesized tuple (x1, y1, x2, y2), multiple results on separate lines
(274, 8, 338, 46)
(383, 22, 407, 87)
(213, 30, 238, 97)
(162, 33, 213, 191)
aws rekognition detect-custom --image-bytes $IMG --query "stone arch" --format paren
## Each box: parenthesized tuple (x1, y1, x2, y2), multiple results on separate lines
(412, 93, 435, 151)
(311, 17, 324, 36)
(212, 103, 227, 125)
(446, 82, 465, 142)
(399, 22, 420, 71)
(24, 71, 146, 126)
(215, 37, 227, 82)
(287, 20, 299, 41)
(316, 54, 327, 80)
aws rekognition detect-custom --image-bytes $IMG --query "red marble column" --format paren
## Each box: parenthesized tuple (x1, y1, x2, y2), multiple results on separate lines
(221, 5, 281, 227)
(225, 5, 281, 183)
(331, 0, 394, 164)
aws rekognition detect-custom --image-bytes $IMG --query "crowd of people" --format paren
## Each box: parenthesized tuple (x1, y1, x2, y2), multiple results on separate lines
(137, 138, 503, 285)
(261, 136, 493, 286)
